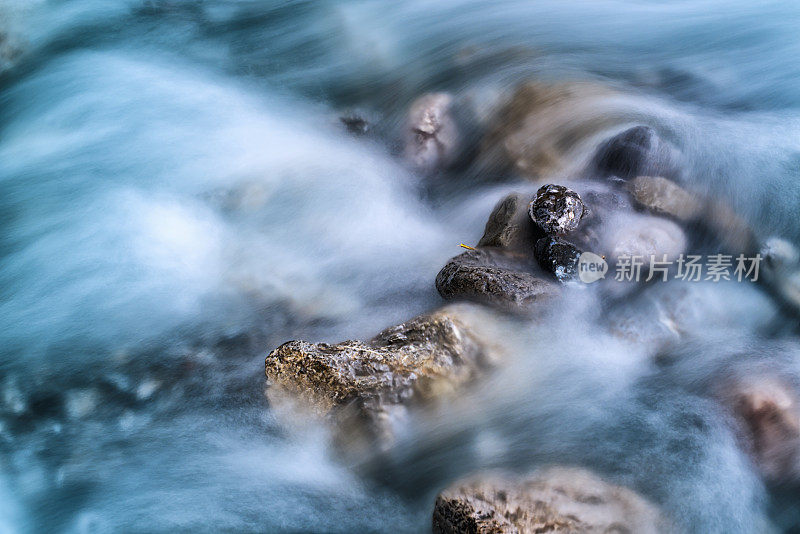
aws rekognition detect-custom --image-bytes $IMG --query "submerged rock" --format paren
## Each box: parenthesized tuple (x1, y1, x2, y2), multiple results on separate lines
(404, 92, 459, 172)
(477, 193, 544, 251)
(599, 212, 687, 264)
(339, 111, 371, 135)
(480, 81, 619, 179)
(436, 248, 558, 312)
(265, 304, 501, 449)
(534, 236, 582, 283)
(593, 126, 681, 181)
(629, 175, 703, 222)
(528, 184, 586, 235)
(432, 466, 672, 534)
(718, 374, 800, 484)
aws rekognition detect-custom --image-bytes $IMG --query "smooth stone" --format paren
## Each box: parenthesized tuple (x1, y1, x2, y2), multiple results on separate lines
(717, 374, 800, 484)
(480, 81, 619, 179)
(432, 466, 672, 534)
(593, 126, 682, 181)
(435, 248, 559, 312)
(629, 175, 703, 222)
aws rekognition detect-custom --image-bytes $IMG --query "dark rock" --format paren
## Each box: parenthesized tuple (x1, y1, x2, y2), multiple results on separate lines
(435, 248, 559, 312)
(340, 112, 371, 135)
(477, 193, 544, 251)
(528, 184, 586, 235)
(404, 93, 459, 172)
(432, 467, 672, 534)
(535, 236, 582, 282)
(265, 304, 502, 450)
(593, 126, 680, 181)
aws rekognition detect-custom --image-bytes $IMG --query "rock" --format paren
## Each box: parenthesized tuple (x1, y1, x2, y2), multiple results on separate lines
(599, 212, 687, 264)
(265, 304, 502, 450)
(340, 112, 371, 135)
(528, 184, 586, 235)
(629, 176, 703, 222)
(432, 466, 672, 534)
(718, 374, 800, 484)
(592, 126, 681, 181)
(477, 193, 544, 251)
(435, 248, 559, 312)
(760, 237, 800, 309)
(480, 82, 620, 179)
(534, 236, 582, 283)
(405, 93, 459, 172)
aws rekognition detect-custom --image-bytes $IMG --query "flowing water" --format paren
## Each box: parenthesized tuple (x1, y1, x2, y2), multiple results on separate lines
(2, 1, 800, 532)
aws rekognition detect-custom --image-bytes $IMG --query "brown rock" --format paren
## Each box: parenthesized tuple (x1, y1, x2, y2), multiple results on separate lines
(480, 82, 620, 180)
(432, 467, 672, 534)
(265, 304, 502, 449)
(435, 248, 559, 312)
(629, 176, 703, 222)
(718, 374, 800, 484)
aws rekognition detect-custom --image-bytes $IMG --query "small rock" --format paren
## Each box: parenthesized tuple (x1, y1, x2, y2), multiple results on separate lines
(629, 176, 703, 222)
(64, 389, 99, 419)
(340, 112, 371, 135)
(593, 126, 681, 181)
(405, 93, 459, 172)
(528, 184, 586, 235)
(435, 248, 559, 312)
(534, 236, 582, 282)
(265, 305, 501, 450)
(477, 192, 544, 251)
(432, 466, 672, 534)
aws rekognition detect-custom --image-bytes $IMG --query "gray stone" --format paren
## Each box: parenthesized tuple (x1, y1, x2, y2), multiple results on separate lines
(593, 126, 682, 181)
(477, 193, 544, 251)
(435, 248, 559, 312)
(432, 466, 672, 534)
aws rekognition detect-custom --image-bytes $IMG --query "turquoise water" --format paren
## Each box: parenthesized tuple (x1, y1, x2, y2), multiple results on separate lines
(2, 1, 800, 532)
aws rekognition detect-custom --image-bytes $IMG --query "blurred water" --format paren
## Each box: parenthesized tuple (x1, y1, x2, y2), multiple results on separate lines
(2, 0, 800, 532)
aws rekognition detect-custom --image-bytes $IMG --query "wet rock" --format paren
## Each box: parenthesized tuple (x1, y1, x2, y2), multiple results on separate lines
(719, 375, 800, 484)
(339, 111, 371, 135)
(432, 466, 672, 534)
(477, 193, 544, 251)
(404, 93, 459, 172)
(761, 237, 800, 309)
(703, 200, 756, 254)
(435, 248, 559, 312)
(528, 184, 585, 235)
(535, 236, 582, 283)
(629, 175, 703, 222)
(593, 126, 682, 181)
(481, 82, 620, 179)
(599, 212, 687, 264)
(265, 304, 502, 449)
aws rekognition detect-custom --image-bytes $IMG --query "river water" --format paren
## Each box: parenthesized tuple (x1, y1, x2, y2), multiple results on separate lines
(2, 1, 800, 532)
